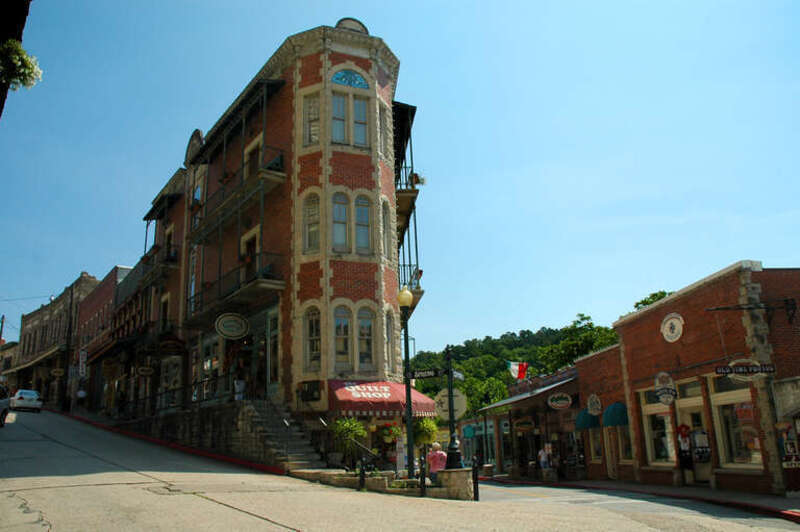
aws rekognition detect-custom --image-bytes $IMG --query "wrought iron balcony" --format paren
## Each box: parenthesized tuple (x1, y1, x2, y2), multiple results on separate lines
(189, 146, 286, 244)
(141, 244, 181, 286)
(186, 251, 285, 327)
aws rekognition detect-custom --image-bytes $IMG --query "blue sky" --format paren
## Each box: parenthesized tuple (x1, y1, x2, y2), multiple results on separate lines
(1, 1, 798, 353)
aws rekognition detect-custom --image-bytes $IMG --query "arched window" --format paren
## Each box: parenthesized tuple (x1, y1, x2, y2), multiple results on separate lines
(303, 194, 320, 253)
(333, 193, 349, 252)
(355, 196, 371, 254)
(334, 306, 351, 369)
(358, 308, 374, 369)
(385, 312, 395, 373)
(332, 70, 369, 89)
(382, 202, 390, 258)
(304, 307, 321, 371)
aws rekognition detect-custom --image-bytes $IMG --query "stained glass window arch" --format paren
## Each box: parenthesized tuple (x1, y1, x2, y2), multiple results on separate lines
(332, 69, 369, 89)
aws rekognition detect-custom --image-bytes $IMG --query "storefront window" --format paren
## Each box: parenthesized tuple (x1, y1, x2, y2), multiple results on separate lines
(646, 413, 675, 463)
(713, 376, 750, 394)
(719, 402, 762, 466)
(618, 426, 633, 461)
(678, 381, 701, 399)
(643, 390, 661, 404)
(589, 428, 603, 462)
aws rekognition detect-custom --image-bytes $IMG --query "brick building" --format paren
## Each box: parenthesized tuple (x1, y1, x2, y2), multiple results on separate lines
(14, 272, 98, 404)
(575, 260, 800, 495)
(0, 341, 20, 389)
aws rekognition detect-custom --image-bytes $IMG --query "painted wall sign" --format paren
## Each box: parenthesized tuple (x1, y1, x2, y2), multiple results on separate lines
(660, 313, 684, 343)
(587, 393, 602, 416)
(215, 313, 250, 340)
(50, 368, 65, 377)
(548, 392, 573, 410)
(715, 358, 775, 382)
(137, 366, 154, 377)
(654, 371, 677, 405)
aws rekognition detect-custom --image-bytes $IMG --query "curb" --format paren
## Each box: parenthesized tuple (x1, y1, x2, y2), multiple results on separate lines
(44, 407, 286, 476)
(479, 476, 800, 524)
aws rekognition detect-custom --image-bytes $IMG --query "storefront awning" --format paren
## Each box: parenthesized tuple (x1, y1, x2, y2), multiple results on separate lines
(575, 408, 600, 430)
(328, 380, 436, 418)
(7, 346, 61, 373)
(602, 402, 629, 427)
(478, 377, 576, 414)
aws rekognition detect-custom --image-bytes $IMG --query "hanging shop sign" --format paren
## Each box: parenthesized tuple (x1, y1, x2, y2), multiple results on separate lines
(50, 368, 65, 377)
(654, 372, 677, 405)
(215, 313, 250, 340)
(434, 388, 467, 421)
(587, 393, 602, 416)
(548, 392, 573, 410)
(660, 313, 684, 343)
(715, 358, 775, 382)
(137, 366, 154, 377)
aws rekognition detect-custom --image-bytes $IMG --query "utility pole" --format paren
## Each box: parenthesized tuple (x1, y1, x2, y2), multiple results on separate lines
(0, 314, 5, 343)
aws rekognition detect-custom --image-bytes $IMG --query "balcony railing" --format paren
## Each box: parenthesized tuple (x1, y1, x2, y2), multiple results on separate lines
(398, 263, 423, 291)
(142, 244, 181, 281)
(187, 251, 284, 320)
(396, 164, 424, 190)
(200, 146, 285, 220)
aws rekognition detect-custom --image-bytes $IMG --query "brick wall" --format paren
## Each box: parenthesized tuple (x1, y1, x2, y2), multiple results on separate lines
(299, 53, 322, 88)
(298, 261, 322, 302)
(298, 152, 322, 195)
(329, 51, 370, 74)
(752, 269, 800, 379)
(379, 160, 395, 202)
(330, 152, 374, 190)
(383, 266, 398, 310)
(329, 260, 378, 302)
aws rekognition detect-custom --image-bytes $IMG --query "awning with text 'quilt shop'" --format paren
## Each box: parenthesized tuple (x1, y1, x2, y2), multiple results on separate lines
(328, 380, 437, 418)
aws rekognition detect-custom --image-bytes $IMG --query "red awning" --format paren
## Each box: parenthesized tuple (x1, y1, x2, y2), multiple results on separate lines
(328, 380, 436, 418)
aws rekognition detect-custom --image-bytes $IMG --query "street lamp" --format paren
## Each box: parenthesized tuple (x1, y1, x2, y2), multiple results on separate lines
(444, 345, 463, 469)
(398, 284, 415, 479)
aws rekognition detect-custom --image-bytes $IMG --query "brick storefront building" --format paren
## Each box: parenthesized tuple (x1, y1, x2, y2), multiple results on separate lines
(575, 260, 800, 495)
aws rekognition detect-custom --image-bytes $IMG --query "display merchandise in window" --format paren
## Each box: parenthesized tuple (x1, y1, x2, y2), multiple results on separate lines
(618, 426, 633, 460)
(719, 402, 762, 465)
(589, 428, 603, 461)
(648, 413, 675, 462)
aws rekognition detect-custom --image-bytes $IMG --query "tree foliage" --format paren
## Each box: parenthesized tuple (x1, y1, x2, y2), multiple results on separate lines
(0, 39, 41, 90)
(410, 315, 618, 418)
(634, 290, 674, 310)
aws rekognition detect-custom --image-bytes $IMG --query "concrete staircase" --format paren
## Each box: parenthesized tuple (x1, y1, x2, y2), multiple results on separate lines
(244, 399, 326, 472)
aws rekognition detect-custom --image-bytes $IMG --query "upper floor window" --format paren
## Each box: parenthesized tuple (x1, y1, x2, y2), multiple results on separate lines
(358, 308, 374, 369)
(303, 194, 320, 253)
(332, 193, 349, 252)
(303, 93, 320, 146)
(332, 93, 347, 144)
(382, 202, 390, 258)
(305, 307, 321, 371)
(385, 312, 395, 373)
(332, 69, 368, 89)
(355, 196, 371, 254)
(334, 306, 351, 369)
(379, 105, 390, 157)
(353, 97, 368, 147)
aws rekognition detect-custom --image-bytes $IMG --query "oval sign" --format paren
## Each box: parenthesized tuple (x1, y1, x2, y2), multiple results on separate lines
(215, 313, 250, 340)
(51, 368, 65, 377)
(137, 366, 154, 377)
(548, 392, 572, 410)
(654, 371, 677, 405)
(587, 393, 602, 416)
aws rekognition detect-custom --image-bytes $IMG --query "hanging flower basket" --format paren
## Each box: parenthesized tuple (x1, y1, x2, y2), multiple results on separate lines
(379, 422, 401, 443)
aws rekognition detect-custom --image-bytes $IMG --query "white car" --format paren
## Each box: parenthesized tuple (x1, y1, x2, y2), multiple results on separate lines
(10, 389, 42, 413)
(0, 385, 9, 427)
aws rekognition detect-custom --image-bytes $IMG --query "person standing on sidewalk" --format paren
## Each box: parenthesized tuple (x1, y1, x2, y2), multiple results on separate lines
(427, 442, 447, 482)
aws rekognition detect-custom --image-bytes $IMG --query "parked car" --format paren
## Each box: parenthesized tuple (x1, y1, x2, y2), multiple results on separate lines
(0, 385, 9, 427)
(10, 389, 42, 413)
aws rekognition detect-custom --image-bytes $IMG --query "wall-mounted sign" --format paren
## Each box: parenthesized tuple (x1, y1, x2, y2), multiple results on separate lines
(587, 393, 602, 416)
(51, 368, 65, 377)
(215, 313, 250, 340)
(715, 358, 775, 382)
(548, 392, 573, 410)
(137, 366, 154, 377)
(79, 349, 87, 378)
(660, 313, 684, 343)
(654, 371, 677, 405)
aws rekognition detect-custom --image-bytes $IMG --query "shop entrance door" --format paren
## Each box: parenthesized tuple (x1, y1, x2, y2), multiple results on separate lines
(678, 407, 711, 483)
(265, 308, 279, 398)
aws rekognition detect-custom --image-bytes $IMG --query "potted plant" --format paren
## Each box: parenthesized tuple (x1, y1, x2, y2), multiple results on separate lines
(413, 417, 438, 448)
(330, 417, 367, 469)
(379, 422, 401, 443)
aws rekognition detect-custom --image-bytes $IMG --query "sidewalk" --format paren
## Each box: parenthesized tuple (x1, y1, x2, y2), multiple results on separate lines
(481, 473, 800, 524)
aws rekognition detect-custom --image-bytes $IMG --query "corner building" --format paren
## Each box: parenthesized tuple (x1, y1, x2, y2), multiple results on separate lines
(182, 19, 424, 416)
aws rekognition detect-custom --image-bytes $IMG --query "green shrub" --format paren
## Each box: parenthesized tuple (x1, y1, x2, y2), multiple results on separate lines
(330, 417, 367, 465)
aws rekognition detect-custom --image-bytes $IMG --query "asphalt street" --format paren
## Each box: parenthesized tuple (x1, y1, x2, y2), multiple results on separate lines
(0, 410, 794, 531)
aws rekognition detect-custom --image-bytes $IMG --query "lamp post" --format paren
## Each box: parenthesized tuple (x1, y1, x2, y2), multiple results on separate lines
(398, 285, 415, 479)
(444, 345, 463, 469)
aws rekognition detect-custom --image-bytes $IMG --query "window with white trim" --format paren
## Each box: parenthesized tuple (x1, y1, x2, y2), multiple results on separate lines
(304, 307, 321, 371)
(589, 428, 603, 462)
(353, 97, 368, 147)
(357, 308, 374, 369)
(332, 93, 347, 144)
(385, 312, 395, 373)
(710, 377, 762, 467)
(382, 201, 390, 258)
(618, 426, 633, 461)
(303, 93, 320, 146)
(640, 391, 675, 465)
(355, 195, 371, 254)
(303, 194, 320, 253)
(332, 193, 349, 252)
(379, 105, 390, 157)
(334, 306, 351, 370)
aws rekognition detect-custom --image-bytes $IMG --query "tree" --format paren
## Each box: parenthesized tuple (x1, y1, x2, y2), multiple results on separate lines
(0, 0, 39, 120)
(634, 290, 674, 310)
